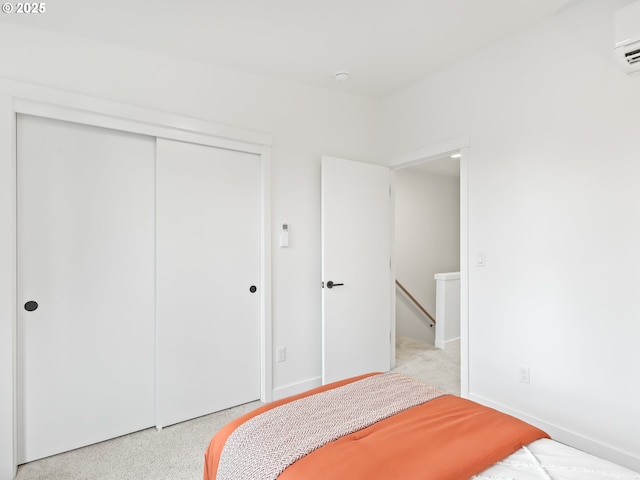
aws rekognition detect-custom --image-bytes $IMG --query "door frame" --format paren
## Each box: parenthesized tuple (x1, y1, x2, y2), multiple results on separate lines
(0, 78, 273, 478)
(387, 137, 470, 398)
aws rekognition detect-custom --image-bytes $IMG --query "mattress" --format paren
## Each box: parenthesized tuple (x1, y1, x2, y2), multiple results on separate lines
(474, 438, 640, 480)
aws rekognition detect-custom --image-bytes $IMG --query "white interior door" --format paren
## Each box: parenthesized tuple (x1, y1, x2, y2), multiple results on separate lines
(321, 156, 391, 384)
(156, 138, 261, 428)
(17, 115, 156, 463)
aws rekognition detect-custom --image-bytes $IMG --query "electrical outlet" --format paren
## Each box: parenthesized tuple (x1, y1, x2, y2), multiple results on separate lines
(518, 366, 530, 384)
(277, 347, 286, 363)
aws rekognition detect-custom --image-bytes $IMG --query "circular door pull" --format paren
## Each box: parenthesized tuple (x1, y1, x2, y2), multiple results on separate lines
(249, 285, 257, 293)
(24, 301, 39, 312)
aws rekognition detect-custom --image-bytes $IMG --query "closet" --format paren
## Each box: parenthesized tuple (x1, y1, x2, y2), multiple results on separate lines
(16, 114, 261, 463)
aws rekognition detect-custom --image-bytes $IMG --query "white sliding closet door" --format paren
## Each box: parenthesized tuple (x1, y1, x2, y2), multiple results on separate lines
(156, 138, 261, 428)
(17, 115, 156, 463)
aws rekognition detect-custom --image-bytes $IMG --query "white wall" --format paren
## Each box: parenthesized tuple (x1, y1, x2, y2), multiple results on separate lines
(382, 0, 640, 470)
(395, 168, 460, 344)
(0, 22, 381, 478)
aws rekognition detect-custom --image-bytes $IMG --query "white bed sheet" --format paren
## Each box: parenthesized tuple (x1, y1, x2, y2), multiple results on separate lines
(473, 439, 640, 480)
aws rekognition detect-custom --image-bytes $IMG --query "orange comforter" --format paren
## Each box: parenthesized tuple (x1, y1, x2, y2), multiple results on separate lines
(204, 374, 548, 480)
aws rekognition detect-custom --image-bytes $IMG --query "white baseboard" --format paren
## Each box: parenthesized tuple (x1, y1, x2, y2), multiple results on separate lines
(435, 336, 460, 350)
(469, 393, 640, 473)
(272, 376, 322, 401)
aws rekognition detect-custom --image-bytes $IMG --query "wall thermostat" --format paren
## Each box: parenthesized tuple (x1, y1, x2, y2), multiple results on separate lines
(280, 223, 289, 248)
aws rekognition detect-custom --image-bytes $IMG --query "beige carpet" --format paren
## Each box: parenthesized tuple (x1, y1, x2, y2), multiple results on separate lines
(15, 336, 459, 480)
(393, 335, 461, 396)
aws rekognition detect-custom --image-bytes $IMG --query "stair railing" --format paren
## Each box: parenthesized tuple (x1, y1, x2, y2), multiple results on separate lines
(395, 280, 436, 327)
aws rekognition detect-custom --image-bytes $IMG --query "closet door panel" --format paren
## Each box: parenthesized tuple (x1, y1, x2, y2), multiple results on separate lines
(156, 138, 261, 427)
(17, 115, 156, 463)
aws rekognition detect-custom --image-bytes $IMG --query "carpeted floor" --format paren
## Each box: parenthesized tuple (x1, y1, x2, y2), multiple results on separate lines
(15, 336, 460, 480)
(393, 335, 460, 396)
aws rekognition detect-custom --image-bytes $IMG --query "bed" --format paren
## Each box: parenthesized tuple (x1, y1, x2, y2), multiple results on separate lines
(203, 372, 640, 480)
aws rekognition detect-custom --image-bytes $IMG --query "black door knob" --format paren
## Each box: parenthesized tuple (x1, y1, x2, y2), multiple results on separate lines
(24, 301, 38, 311)
(326, 281, 344, 289)
(249, 285, 257, 293)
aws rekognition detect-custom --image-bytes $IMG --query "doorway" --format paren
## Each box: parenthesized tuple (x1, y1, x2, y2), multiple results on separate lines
(391, 146, 468, 397)
(395, 154, 460, 344)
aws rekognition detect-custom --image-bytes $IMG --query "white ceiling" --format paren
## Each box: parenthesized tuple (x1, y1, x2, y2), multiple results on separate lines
(0, 0, 579, 98)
